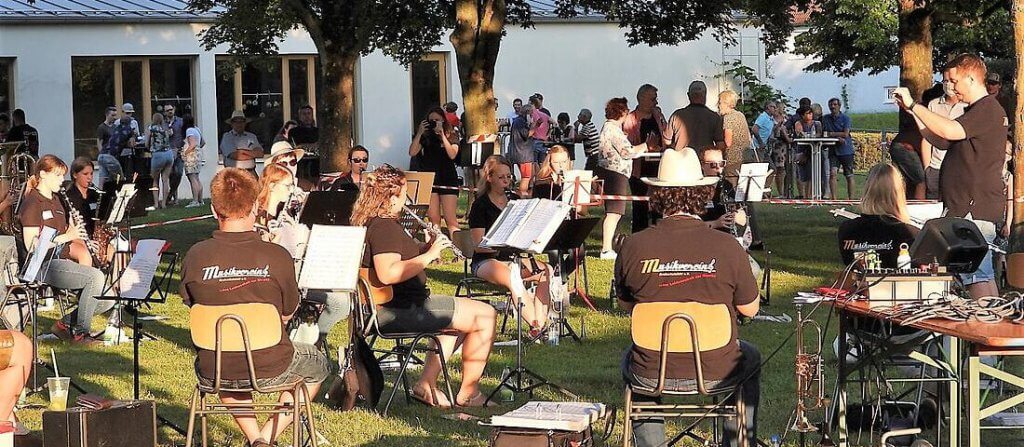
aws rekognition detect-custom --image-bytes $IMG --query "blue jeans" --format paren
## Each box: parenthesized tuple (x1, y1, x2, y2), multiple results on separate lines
(532, 139, 549, 162)
(959, 218, 997, 285)
(623, 340, 761, 447)
(305, 290, 351, 337)
(42, 259, 113, 335)
(96, 154, 123, 188)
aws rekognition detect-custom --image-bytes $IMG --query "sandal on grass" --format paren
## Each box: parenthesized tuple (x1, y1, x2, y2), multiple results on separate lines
(456, 391, 498, 408)
(411, 386, 452, 409)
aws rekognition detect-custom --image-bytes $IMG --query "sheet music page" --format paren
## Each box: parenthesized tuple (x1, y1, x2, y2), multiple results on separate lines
(507, 199, 571, 252)
(907, 202, 944, 228)
(735, 163, 770, 202)
(23, 226, 57, 283)
(107, 183, 137, 224)
(490, 401, 607, 432)
(118, 239, 165, 299)
(562, 170, 593, 205)
(298, 225, 365, 291)
(481, 199, 537, 249)
(274, 221, 311, 259)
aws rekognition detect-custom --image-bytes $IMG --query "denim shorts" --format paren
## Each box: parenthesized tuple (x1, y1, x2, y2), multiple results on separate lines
(198, 342, 330, 389)
(829, 154, 855, 177)
(959, 218, 997, 286)
(150, 150, 174, 173)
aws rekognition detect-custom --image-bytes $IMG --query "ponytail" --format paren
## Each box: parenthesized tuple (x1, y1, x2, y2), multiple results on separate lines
(25, 175, 39, 192)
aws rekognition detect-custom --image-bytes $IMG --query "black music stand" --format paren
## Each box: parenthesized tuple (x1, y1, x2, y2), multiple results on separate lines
(298, 190, 358, 226)
(542, 217, 600, 342)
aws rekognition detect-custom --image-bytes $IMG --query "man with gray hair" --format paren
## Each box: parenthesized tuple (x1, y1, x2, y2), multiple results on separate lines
(751, 100, 779, 150)
(574, 108, 600, 171)
(665, 80, 725, 153)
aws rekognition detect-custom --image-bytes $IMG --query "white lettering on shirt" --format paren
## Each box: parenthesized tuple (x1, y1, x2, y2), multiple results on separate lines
(202, 264, 271, 281)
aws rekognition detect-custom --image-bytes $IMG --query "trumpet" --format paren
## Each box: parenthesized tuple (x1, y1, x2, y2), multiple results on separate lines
(401, 205, 466, 261)
(792, 305, 827, 433)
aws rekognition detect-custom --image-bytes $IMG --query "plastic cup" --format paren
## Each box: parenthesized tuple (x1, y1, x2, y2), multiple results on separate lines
(47, 377, 70, 411)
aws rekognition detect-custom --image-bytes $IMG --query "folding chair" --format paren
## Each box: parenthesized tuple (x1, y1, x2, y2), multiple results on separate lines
(356, 269, 455, 415)
(185, 303, 317, 447)
(451, 230, 515, 333)
(623, 302, 746, 447)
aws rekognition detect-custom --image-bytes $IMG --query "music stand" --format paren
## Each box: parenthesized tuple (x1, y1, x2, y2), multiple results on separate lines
(734, 163, 772, 305)
(298, 190, 358, 226)
(542, 217, 599, 341)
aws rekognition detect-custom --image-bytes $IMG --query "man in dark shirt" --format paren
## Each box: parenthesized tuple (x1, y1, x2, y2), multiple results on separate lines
(96, 107, 117, 156)
(894, 53, 1007, 299)
(163, 104, 185, 204)
(6, 109, 38, 157)
(290, 104, 319, 146)
(665, 81, 726, 154)
(616, 148, 760, 447)
(180, 168, 328, 446)
(623, 84, 668, 233)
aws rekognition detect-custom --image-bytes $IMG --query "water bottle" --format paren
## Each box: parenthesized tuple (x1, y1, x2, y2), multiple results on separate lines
(102, 321, 121, 346)
(547, 302, 560, 346)
(897, 242, 912, 271)
(769, 434, 782, 447)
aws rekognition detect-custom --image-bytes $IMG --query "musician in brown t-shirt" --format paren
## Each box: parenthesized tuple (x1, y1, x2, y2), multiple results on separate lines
(180, 168, 328, 447)
(615, 148, 760, 447)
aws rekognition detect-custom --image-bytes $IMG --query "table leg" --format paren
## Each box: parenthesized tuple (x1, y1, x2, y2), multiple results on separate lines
(836, 311, 849, 447)
(811, 143, 822, 200)
(949, 336, 961, 447)
(967, 351, 980, 447)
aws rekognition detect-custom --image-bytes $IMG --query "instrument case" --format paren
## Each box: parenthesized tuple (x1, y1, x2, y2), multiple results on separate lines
(42, 400, 156, 447)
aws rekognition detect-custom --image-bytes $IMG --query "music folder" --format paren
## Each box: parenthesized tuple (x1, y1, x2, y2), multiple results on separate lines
(299, 190, 358, 226)
(298, 225, 366, 292)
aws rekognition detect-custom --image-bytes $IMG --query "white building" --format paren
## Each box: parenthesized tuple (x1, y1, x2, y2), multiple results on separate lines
(0, 0, 897, 190)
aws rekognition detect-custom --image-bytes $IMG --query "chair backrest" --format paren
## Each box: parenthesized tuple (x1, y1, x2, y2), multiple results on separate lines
(189, 303, 282, 352)
(358, 268, 393, 305)
(630, 302, 732, 354)
(451, 230, 476, 258)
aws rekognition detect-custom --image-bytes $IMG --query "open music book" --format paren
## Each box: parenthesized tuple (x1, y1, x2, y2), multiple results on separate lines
(480, 199, 571, 253)
(489, 401, 607, 432)
(297, 225, 365, 292)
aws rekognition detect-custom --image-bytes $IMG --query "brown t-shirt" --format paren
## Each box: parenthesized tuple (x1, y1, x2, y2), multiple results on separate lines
(938, 94, 1008, 222)
(19, 189, 69, 234)
(180, 230, 299, 381)
(667, 104, 725, 152)
(361, 217, 430, 308)
(615, 216, 758, 380)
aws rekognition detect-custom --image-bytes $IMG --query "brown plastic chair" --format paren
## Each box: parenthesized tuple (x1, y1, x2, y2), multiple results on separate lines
(622, 302, 747, 447)
(185, 303, 317, 447)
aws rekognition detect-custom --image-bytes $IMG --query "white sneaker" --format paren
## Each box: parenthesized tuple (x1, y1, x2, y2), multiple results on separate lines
(599, 250, 617, 260)
(185, 201, 203, 208)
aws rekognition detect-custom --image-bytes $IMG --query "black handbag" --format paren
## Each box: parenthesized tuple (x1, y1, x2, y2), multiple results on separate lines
(323, 318, 383, 411)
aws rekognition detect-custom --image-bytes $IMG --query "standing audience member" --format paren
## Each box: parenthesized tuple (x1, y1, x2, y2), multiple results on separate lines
(507, 98, 523, 122)
(552, 112, 577, 160)
(114, 103, 140, 180)
(665, 81, 725, 153)
(894, 53, 1007, 299)
(922, 68, 966, 199)
(822, 98, 856, 199)
(531, 93, 552, 118)
(219, 111, 264, 178)
(444, 102, 461, 129)
(290, 105, 319, 146)
(751, 100, 778, 164)
(181, 168, 329, 447)
(408, 107, 460, 234)
(6, 109, 39, 157)
(986, 72, 1016, 123)
(575, 109, 601, 171)
(181, 114, 205, 207)
(718, 90, 754, 180)
(529, 95, 553, 162)
(97, 107, 135, 187)
(96, 107, 118, 156)
(623, 84, 668, 233)
(616, 147, 760, 447)
(163, 105, 185, 204)
(146, 113, 174, 209)
(596, 97, 655, 260)
(769, 109, 792, 197)
(509, 104, 535, 196)
(794, 106, 823, 199)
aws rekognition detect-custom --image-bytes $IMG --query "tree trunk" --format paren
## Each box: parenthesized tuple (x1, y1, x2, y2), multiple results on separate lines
(1012, 0, 1024, 253)
(898, 0, 934, 127)
(451, 0, 504, 138)
(317, 45, 358, 173)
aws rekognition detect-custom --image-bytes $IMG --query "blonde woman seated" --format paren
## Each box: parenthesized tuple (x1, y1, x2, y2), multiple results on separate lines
(352, 165, 496, 408)
(468, 155, 552, 333)
(837, 163, 918, 268)
(532, 145, 573, 200)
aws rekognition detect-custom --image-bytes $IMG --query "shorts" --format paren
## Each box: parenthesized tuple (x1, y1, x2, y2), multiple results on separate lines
(829, 154, 856, 177)
(182, 148, 202, 175)
(595, 166, 628, 215)
(150, 150, 174, 174)
(198, 342, 330, 390)
(431, 172, 461, 196)
(96, 154, 123, 184)
(959, 219, 997, 286)
(888, 144, 925, 185)
(470, 257, 491, 277)
(376, 295, 456, 335)
(798, 151, 829, 183)
(532, 139, 549, 161)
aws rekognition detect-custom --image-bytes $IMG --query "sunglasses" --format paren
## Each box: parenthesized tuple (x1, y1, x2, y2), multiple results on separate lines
(351, 158, 369, 163)
(276, 159, 298, 167)
(987, 80, 1000, 85)
(703, 161, 726, 168)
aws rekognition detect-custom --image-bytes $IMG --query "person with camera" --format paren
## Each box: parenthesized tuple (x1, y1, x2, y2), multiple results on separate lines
(409, 107, 460, 235)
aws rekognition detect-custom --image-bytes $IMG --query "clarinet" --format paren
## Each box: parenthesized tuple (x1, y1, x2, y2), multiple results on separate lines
(401, 205, 466, 261)
(59, 188, 102, 262)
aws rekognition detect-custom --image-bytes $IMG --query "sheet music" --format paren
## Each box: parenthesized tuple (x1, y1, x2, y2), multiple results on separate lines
(735, 163, 770, 202)
(22, 226, 57, 283)
(274, 221, 311, 260)
(107, 183, 138, 225)
(907, 202, 944, 227)
(298, 225, 365, 291)
(481, 199, 536, 248)
(490, 401, 607, 432)
(507, 199, 571, 252)
(118, 239, 165, 299)
(562, 170, 592, 206)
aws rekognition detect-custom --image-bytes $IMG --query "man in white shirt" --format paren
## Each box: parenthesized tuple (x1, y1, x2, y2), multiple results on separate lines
(921, 68, 966, 199)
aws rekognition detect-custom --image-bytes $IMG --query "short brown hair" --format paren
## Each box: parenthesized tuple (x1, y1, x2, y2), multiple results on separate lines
(945, 53, 987, 80)
(605, 97, 629, 120)
(649, 185, 715, 217)
(211, 168, 258, 219)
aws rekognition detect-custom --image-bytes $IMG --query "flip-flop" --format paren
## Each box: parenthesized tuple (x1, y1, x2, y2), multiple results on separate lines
(411, 387, 452, 409)
(456, 392, 498, 408)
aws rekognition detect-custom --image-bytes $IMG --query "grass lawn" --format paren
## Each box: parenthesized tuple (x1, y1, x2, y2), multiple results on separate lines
(9, 199, 1015, 446)
(849, 112, 898, 132)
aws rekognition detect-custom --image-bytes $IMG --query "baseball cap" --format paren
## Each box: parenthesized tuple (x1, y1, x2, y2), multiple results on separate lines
(122, 103, 135, 113)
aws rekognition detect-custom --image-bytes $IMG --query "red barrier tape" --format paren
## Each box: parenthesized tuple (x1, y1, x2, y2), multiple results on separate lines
(130, 214, 215, 230)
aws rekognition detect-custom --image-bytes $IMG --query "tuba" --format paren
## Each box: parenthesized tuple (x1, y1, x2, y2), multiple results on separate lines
(792, 306, 827, 433)
(0, 152, 36, 235)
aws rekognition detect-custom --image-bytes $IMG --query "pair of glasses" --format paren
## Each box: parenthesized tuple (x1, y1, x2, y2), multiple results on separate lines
(276, 159, 298, 167)
(351, 158, 369, 163)
(987, 80, 1000, 85)
(704, 161, 726, 168)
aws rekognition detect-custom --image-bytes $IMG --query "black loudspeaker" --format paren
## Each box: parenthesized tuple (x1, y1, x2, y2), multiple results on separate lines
(909, 217, 988, 273)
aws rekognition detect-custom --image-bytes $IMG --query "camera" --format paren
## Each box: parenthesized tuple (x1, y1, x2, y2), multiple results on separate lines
(426, 120, 437, 131)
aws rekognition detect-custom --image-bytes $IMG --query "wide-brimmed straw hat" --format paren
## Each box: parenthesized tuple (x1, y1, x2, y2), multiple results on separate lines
(641, 148, 719, 187)
(268, 141, 305, 162)
(225, 110, 251, 124)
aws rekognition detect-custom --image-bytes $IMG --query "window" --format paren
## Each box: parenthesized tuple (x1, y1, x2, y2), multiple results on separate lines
(70, 57, 195, 158)
(215, 56, 320, 151)
(410, 53, 448, 130)
(0, 58, 13, 117)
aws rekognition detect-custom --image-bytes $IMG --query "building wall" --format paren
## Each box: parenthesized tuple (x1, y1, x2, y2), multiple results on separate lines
(0, 20, 898, 193)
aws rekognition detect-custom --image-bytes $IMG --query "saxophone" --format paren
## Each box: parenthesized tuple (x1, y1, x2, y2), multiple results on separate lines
(59, 188, 107, 268)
